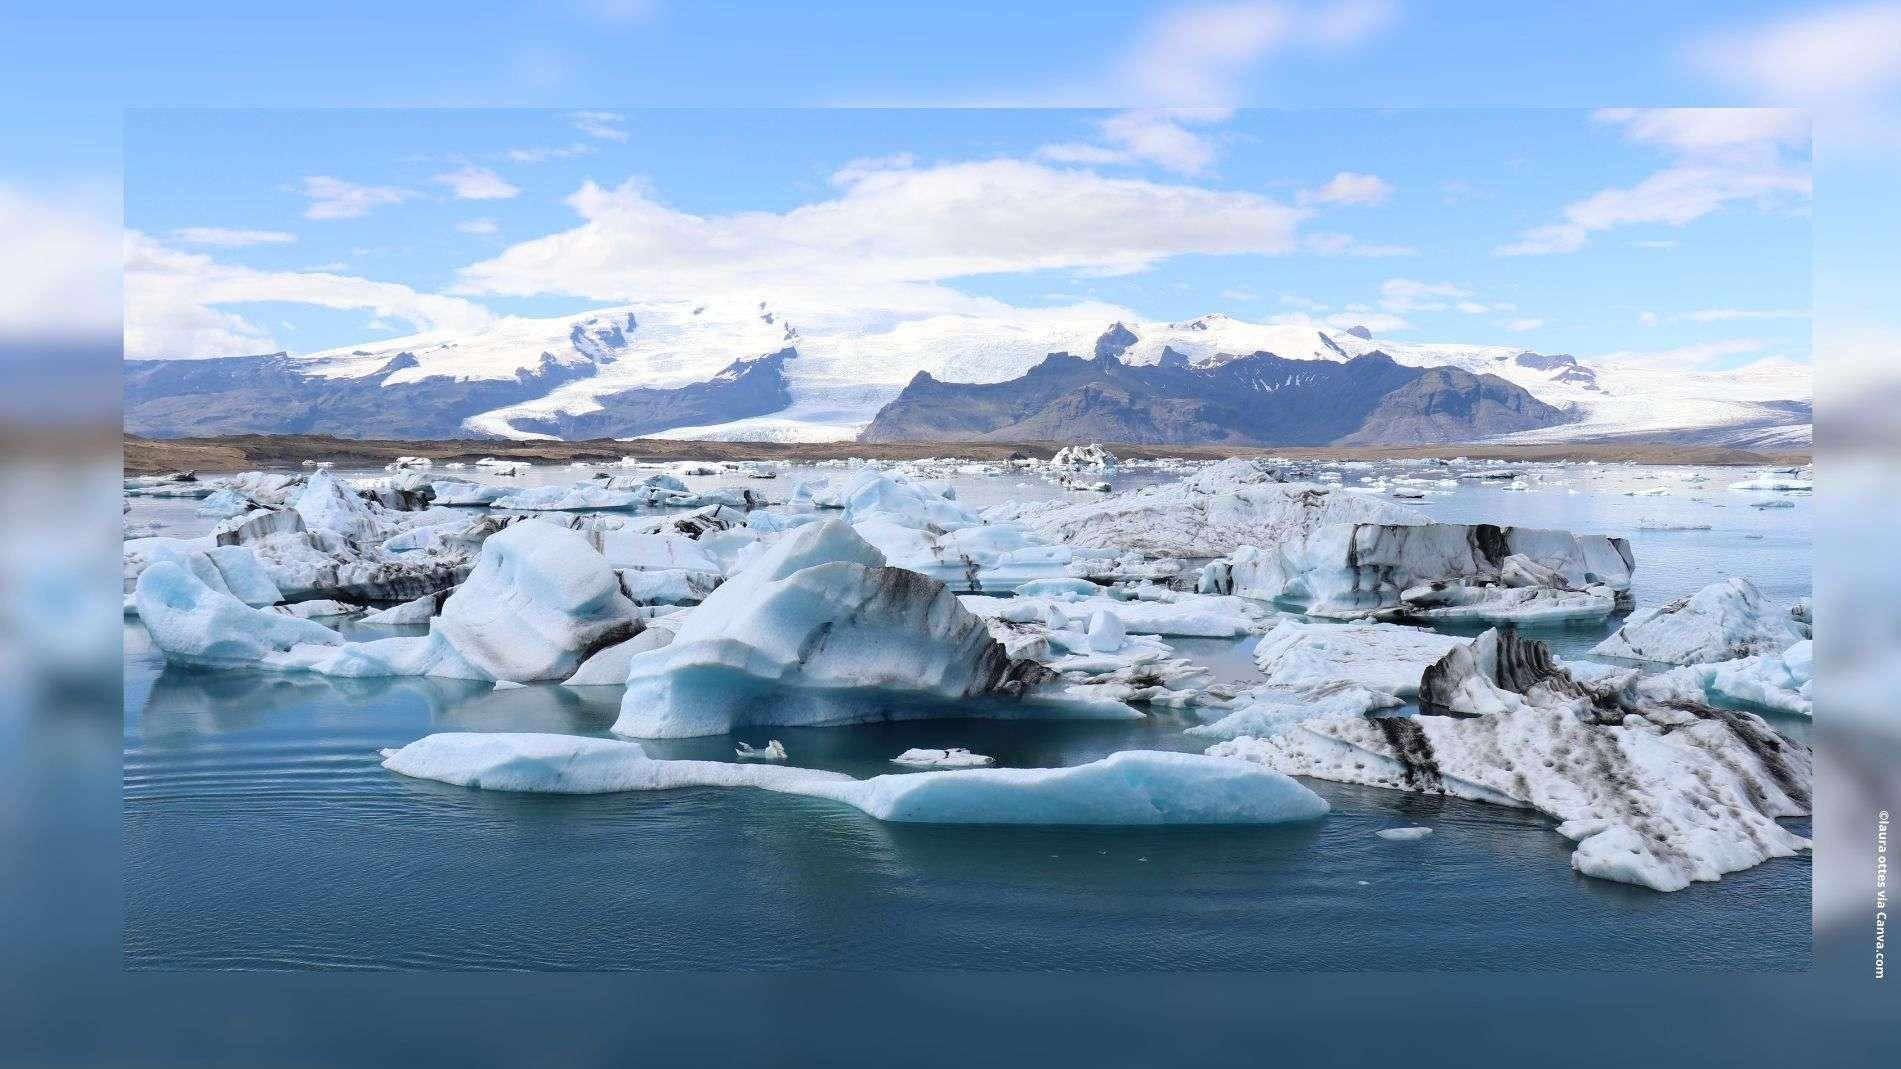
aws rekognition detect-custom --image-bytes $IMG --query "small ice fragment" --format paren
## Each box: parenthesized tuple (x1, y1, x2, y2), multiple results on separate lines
(735, 740, 788, 761)
(1376, 827, 1433, 841)
(493, 680, 526, 691)
(891, 747, 996, 769)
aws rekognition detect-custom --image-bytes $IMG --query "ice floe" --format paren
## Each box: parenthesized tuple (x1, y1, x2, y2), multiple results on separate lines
(891, 747, 995, 768)
(381, 734, 1328, 825)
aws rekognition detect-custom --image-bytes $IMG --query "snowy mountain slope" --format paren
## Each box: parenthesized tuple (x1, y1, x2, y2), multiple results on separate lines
(132, 299, 1812, 447)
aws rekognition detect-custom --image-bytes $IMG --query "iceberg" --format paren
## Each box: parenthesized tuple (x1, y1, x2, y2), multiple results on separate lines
(613, 520, 1135, 737)
(492, 483, 644, 511)
(1376, 827, 1433, 841)
(1642, 640, 1812, 718)
(1207, 522, 1633, 619)
(891, 747, 995, 768)
(1212, 628, 1811, 891)
(382, 734, 1328, 825)
(986, 460, 1427, 558)
(1591, 577, 1804, 665)
(1251, 618, 1463, 700)
(134, 560, 345, 666)
(734, 740, 788, 761)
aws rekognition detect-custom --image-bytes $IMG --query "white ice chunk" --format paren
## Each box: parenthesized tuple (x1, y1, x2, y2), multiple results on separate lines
(382, 734, 1328, 825)
(134, 560, 345, 666)
(891, 747, 995, 768)
(1592, 577, 1805, 665)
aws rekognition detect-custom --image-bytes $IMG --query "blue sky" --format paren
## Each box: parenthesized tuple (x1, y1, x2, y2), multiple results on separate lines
(8, 1, 1894, 380)
(121, 106, 1812, 368)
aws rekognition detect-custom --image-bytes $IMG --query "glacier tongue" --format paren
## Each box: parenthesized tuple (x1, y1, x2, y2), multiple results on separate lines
(381, 733, 1329, 825)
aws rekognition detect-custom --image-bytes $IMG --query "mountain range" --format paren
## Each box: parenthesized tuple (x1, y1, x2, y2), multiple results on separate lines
(123, 299, 1812, 448)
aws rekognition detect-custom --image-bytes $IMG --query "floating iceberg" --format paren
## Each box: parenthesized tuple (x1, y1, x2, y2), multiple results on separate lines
(986, 461, 1426, 558)
(134, 560, 344, 666)
(1212, 628, 1811, 891)
(1642, 640, 1812, 718)
(1251, 618, 1463, 700)
(381, 734, 1327, 825)
(1376, 827, 1433, 841)
(734, 740, 787, 761)
(492, 483, 644, 511)
(891, 747, 995, 768)
(1204, 522, 1632, 620)
(613, 520, 1134, 737)
(1591, 577, 1804, 665)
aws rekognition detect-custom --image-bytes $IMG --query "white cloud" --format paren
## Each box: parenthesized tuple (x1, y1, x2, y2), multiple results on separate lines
(1125, 0, 1398, 105)
(454, 159, 1307, 305)
(829, 153, 919, 186)
(125, 232, 496, 358)
(1691, 3, 1901, 104)
(168, 227, 297, 247)
(0, 183, 121, 338)
(1593, 107, 1809, 152)
(1036, 109, 1232, 176)
(456, 218, 500, 235)
(1036, 142, 1134, 166)
(1639, 311, 1661, 327)
(432, 165, 521, 200)
(296, 176, 415, 220)
(1377, 278, 1470, 313)
(506, 142, 596, 164)
(1279, 294, 1328, 311)
(1501, 317, 1545, 332)
(1303, 232, 1417, 257)
(1298, 170, 1393, 206)
(1589, 338, 1772, 371)
(1632, 239, 1678, 249)
(1322, 310, 1411, 333)
(1220, 286, 1261, 302)
(1495, 108, 1810, 256)
(571, 110, 629, 142)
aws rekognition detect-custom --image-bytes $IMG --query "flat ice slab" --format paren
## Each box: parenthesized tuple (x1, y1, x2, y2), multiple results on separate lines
(381, 734, 1329, 826)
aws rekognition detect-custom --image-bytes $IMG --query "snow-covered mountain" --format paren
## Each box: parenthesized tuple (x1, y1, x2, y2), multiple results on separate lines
(125, 299, 1812, 447)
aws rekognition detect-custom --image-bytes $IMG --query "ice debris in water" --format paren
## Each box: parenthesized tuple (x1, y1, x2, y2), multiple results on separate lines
(735, 740, 787, 761)
(1210, 627, 1811, 892)
(891, 747, 995, 769)
(380, 734, 1328, 825)
(1376, 827, 1433, 841)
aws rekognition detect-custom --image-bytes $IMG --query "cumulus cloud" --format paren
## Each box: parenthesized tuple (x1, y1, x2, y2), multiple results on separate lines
(432, 165, 521, 200)
(1298, 170, 1393, 206)
(455, 218, 500, 235)
(168, 227, 297, 247)
(1501, 317, 1545, 332)
(454, 158, 1307, 304)
(296, 176, 416, 220)
(125, 232, 496, 358)
(1495, 107, 1810, 256)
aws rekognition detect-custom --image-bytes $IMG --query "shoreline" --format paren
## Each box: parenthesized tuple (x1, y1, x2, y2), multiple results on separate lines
(123, 432, 1812, 475)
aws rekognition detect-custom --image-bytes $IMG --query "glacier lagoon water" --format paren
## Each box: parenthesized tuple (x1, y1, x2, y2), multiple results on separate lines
(124, 461, 1811, 970)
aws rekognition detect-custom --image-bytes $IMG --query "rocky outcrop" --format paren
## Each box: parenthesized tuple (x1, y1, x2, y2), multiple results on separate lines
(859, 349, 1567, 446)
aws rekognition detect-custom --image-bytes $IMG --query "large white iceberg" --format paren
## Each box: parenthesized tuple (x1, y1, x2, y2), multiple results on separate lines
(1591, 577, 1804, 665)
(1211, 628, 1811, 892)
(613, 520, 1134, 737)
(1641, 639, 1813, 718)
(1251, 618, 1463, 699)
(382, 733, 1328, 825)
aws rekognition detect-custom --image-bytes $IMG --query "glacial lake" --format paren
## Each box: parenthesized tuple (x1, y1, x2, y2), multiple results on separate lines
(124, 459, 1811, 970)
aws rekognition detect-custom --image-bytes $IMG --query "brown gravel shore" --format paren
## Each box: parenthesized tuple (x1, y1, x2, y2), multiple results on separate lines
(123, 433, 1811, 475)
